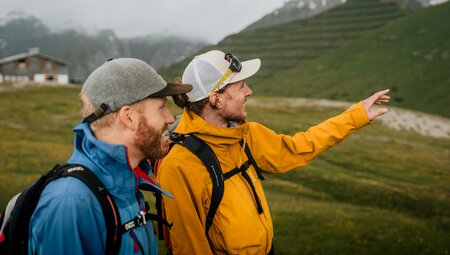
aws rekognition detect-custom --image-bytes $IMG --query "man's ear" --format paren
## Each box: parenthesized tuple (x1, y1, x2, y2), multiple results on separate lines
(117, 105, 139, 131)
(209, 93, 222, 109)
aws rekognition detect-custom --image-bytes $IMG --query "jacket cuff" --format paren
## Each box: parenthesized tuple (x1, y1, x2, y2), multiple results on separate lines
(351, 101, 370, 129)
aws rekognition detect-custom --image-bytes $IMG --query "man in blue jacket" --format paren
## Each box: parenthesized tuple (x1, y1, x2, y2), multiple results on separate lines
(28, 58, 192, 254)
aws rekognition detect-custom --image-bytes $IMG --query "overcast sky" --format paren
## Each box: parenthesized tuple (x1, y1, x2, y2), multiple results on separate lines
(1, 0, 288, 43)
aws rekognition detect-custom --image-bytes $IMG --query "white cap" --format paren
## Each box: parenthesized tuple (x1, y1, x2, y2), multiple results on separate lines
(182, 50, 261, 102)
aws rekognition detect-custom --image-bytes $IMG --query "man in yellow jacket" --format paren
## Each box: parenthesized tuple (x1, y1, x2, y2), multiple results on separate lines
(157, 50, 390, 255)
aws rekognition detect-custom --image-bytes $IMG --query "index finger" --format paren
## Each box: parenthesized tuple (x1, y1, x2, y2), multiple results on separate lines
(375, 89, 390, 97)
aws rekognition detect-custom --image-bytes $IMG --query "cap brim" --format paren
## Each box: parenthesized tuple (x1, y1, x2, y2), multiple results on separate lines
(230, 58, 261, 83)
(149, 83, 193, 97)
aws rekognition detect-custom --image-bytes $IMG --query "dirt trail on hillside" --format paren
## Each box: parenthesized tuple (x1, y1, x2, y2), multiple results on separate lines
(247, 97, 450, 139)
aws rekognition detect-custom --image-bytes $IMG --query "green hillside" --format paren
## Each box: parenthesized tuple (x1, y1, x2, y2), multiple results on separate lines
(258, 1, 450, 117)
(160, 0, 406, 85)
(161, 0, 450, 117)
(1, 85, 449, 254)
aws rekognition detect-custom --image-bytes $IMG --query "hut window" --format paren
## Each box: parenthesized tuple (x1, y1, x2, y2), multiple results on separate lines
(18, 59, 26, 69)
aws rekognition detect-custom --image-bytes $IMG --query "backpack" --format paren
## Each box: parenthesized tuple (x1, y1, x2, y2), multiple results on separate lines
(152, 133, 265, 253)
(0, 163, 171, 255)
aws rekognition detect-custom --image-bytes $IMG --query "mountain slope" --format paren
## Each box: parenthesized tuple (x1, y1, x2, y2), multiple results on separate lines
(160, 0, 406, 85)
(243, 0, 344, 32)
(246, 0, 430, 32)
(160, 0, 449, 117)
(257, 1, 450, 117)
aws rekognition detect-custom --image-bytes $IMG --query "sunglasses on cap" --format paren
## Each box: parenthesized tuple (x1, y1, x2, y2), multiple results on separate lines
(210, 53, 242, 94)
(224, 53, 242, 72)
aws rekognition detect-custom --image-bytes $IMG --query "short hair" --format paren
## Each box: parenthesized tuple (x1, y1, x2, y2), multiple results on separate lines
(79, 92, 118, 131)
(79, 93, 145, 131)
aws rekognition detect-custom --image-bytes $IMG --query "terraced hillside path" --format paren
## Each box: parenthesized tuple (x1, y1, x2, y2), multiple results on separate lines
(247, 97, 450, 139)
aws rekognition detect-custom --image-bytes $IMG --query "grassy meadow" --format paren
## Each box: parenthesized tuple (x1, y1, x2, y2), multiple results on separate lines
(0, 84, 449, 254)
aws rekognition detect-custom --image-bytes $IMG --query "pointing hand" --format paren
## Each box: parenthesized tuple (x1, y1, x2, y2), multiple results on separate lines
(363, 89, 390, 121)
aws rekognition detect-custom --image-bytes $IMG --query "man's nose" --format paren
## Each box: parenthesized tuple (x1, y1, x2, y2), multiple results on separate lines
(165, 109, 175, 124)
(244, 83, 253, 97)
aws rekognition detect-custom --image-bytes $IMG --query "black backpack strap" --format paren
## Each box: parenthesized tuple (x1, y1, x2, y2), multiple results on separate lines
(59, 164, 121, 255)
(240, 142, 264, 213)
(119, 211, 172, 233)
(154, 193, 164, 240)
(239, 168, 264, 214)
(223, 161, 264, 215)
(170, 134, 224, 237)
(239, 140, 265, 181)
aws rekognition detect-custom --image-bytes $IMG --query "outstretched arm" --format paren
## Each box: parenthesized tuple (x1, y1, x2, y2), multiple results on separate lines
(249, 89, 391, 174)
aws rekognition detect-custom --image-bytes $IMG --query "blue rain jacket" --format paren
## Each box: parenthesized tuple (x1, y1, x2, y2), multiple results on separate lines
(29, 122, 171, 255)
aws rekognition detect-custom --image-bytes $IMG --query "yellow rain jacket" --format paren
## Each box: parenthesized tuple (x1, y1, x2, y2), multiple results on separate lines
(157, 101, 370, 255)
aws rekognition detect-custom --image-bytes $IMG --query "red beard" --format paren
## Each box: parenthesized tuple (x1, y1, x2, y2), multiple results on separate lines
(134, 115, 167, 161)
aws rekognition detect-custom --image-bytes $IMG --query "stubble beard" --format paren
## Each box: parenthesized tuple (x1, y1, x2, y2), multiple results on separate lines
(226, 103, 247, 124)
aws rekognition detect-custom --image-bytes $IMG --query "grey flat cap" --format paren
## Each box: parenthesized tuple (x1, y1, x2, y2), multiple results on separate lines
(82, 58, 192, 122)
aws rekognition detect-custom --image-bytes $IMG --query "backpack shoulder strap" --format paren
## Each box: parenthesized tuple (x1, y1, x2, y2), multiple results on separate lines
(171, 134, 224, 237)
(59, 164, 121, 255)
(239, 140, 265, 180)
